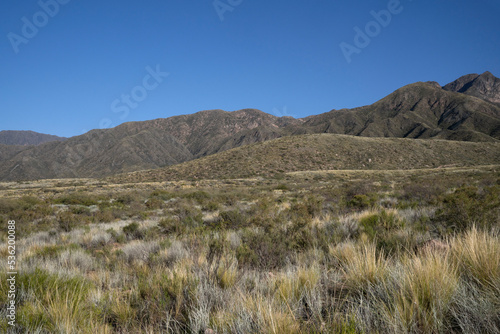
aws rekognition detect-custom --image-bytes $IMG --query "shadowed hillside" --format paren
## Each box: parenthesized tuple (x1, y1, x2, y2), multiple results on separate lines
(443, 71, 500, 105)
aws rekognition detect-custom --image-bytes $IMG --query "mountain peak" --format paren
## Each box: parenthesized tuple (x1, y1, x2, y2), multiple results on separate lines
(425, 81, 442, 88)
(443, 71, 500, 104)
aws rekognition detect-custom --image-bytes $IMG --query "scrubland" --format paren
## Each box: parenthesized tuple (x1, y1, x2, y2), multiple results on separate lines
(0, 166, 499, 333)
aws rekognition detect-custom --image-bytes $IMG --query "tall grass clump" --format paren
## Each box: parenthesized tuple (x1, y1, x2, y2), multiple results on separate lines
(335, 242, 390, 293)
(450, 227, 500, 291)
(385, 250, 459, 333)
(16, 269, 103, 333)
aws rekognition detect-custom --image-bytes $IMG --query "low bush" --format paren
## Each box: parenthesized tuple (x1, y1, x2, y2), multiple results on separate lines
(238, 228, 292, 269)
(158, 217, 186, 235)
(182, 190, 211, 203)
(54, 192, 98, 206)
(348, 194, 377, 209)
(202, 201, 220, 211)
(149, 189, 174, 201)
(218, 209, 247, 229)
(57, 211, 80, 232)
(436, 185, 500, 233)
(122, 222, 144, 240)
(145, 197, 164, 209)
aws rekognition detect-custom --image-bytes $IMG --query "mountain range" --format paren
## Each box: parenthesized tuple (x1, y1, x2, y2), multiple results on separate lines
(0, 130, 66, 146)
(1, 71, 499, 181)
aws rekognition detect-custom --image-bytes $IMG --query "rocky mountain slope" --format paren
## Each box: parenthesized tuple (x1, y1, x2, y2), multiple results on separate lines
(302, 81, 500, 142)
(443, 71, 500, 105)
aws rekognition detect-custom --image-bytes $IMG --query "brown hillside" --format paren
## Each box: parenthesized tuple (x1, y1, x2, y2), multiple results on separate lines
(111, 134, 500, 182)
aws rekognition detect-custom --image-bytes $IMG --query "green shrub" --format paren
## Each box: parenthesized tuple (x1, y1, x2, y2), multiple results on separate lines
(207, 237, 225, 268)
(175, 204, 203, 227)
(183, 190, 210, 203)
(335, 316, 361, 334)
(133, 268, 197, 328)
(359, 210, 402, 241)
(359, 214, 378, 239)
(92, 209, 116, 223)
(348, 194, 377, 209)
(203, 201, 220, 211)
(304, 195, 324, 217)
(71, 206, 91, 215)
(32, 245, 71, 259)
(145, 198, 164, 209)
(236, 243, 259, 268)
(54, 192, 97, 206)
(149, 189, 174, 201)
(123, 222, 143, 240)
(107, 228, 126, 243)
(19, 196, 42, 210)
(436, 185, 500, 233)
(239, 228, 291, 269)
(57, 211, 80, 232)
(376, 232, 414, 255)
(115, 192, 139, 205)
(275, 184, 290, 191)
(158, 217, 186, 235)
(0, 198, 20, 214)
(219, 209, 247, 229)
(401, 183, 442, 204)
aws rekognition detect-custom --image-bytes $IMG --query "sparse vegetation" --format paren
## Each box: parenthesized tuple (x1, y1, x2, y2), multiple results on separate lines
(0, 165, 498, 333)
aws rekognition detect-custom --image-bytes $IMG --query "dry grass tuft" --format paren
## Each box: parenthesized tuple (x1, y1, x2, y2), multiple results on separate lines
(337, 242, 389, 291)
(451, 227, 500, 290)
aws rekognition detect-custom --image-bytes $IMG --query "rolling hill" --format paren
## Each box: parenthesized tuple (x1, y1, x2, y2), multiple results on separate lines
(110, 134, 500, 183)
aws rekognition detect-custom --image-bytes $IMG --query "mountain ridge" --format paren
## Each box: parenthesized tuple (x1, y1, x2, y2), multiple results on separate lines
(0, 130, 66, 146)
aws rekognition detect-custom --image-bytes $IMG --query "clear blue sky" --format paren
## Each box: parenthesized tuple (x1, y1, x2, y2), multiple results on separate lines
(1, 0, 499, 137)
